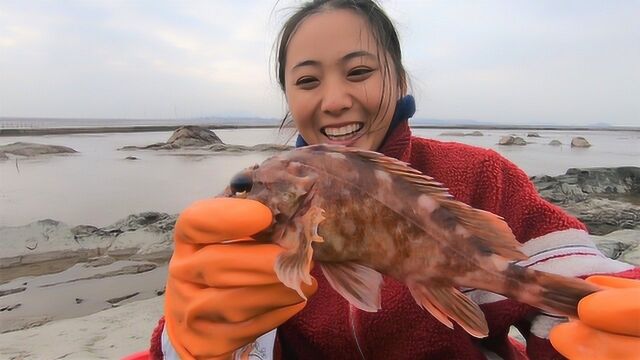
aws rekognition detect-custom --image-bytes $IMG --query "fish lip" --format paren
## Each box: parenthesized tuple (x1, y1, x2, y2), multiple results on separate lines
(320, 122, 365, 146)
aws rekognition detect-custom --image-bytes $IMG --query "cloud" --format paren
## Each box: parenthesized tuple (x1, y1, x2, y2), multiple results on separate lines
(0, 0, 638, 126)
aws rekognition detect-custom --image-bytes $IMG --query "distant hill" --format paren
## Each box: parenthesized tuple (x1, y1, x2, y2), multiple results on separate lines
(1, 116, 637, 134)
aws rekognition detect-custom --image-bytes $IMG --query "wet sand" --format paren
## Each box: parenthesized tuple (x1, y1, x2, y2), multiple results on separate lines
(0, 295, 164, 359)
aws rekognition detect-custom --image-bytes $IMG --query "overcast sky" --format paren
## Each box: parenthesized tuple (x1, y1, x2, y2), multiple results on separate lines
(1, 0, 638, 126)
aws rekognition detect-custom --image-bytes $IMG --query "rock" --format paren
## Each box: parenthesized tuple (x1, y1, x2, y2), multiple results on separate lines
(70, 225, 100, 237)
(119, 125, 222, 150)
(206, 143, 293, 152)
(124, 156, 139, 160)
(564, 198, 640, 235)
(532, 167, 640, 203)
(0, 213, 176, 282)
(0, 303, 22, 312)
(571, 136, 591, 147)
(513, 137, 527, 145)
(107, 292, 139, 305)
(166, 125, 223, 147)
(0, 142, 77, 159)
(119, 125, 290, 153)
(532, 167, 640, 235)
(86, 256, 116, 267)
(249, 144, 294, 152)
(499, 136, 526, 145)
(102, 212, 175, 233)
(440, 131, 466, 137)
(591, 229, 640, 266)
(0, 287, 26, 297)
(75, 298, 84, 304)
(549, 140, 562, 146)
(527, 132, 541, 137)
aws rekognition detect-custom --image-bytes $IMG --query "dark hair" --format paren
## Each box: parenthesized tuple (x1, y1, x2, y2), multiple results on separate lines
(275, 0, 408, 132)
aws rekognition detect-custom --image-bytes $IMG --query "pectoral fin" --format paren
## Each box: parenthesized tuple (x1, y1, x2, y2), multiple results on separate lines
(409, 282, 488, 338)
(274, 206, 325, 299)
(320, 262, 383, 312)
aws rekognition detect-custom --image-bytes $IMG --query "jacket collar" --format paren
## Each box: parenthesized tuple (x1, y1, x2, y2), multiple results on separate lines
(378, 119, 412, 162)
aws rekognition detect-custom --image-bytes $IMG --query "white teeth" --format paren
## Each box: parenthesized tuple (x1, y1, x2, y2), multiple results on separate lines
(324, 123, 362, 137)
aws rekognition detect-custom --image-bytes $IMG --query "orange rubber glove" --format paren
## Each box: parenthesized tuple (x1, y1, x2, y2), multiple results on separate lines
(164, 198, 318, 360)
(550, 275, 640, 360)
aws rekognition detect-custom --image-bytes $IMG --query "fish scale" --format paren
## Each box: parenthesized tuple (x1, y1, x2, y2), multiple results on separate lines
(222, 144, 600, 338)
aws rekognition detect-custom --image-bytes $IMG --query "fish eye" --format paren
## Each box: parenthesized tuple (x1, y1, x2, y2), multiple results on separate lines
(230, 172, 252, 197)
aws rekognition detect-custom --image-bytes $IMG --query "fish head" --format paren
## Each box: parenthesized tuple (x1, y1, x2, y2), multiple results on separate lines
(222, 155, 318, 222)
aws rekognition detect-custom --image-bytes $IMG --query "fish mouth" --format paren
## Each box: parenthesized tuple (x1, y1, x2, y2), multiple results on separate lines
(320, 122, 364, 144)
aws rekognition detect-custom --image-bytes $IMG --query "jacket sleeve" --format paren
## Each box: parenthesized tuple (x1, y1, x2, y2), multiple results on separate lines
(472, 150, 586, 242)
(150, 317, 165, 360)
(470, 150, 639, 360)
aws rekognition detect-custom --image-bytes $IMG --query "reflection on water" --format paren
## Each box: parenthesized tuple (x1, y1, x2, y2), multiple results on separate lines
(1, 128, 638, 227)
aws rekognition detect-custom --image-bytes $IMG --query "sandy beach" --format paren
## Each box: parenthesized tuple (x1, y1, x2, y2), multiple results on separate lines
(0, 213, 173, 359)
(0, 296, 163, 359)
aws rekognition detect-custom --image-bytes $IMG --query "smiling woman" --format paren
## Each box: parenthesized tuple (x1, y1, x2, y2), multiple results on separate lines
(150, 1, 640, 360)
(276, 0, 407, 150)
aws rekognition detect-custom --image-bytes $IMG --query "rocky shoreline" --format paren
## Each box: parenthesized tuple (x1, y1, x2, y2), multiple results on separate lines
(0, 125, 293, 162)
(0, 212, 175, 333)
(531, 167, 640, 235)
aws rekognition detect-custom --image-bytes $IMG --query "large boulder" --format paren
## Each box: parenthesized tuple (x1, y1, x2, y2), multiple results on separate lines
(571, 137, 591, 147)
(120, 126, 223, 150)
(0, 142, 77, 158)
(166, 125, 223, 147)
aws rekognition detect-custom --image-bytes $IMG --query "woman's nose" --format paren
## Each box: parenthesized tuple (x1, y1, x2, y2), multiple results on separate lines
(320, 78, 352, 115)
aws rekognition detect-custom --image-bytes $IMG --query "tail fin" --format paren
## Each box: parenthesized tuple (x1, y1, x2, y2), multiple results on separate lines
(502, 264, 600, 317)
(534, 271, 600, 317)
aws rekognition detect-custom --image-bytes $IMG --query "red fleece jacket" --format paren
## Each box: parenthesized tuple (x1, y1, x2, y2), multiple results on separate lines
(151, 120, 639, 360)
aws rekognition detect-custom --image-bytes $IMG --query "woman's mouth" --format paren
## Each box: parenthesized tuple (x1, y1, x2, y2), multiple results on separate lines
(320, 122, 364, 142)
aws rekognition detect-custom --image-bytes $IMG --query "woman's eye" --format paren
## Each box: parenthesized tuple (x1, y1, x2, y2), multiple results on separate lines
(348, 67, 374, 80)
(295, 76, 319, 89)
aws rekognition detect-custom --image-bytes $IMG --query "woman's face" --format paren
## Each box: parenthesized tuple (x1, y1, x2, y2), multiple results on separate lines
(284, 9, 399, 150)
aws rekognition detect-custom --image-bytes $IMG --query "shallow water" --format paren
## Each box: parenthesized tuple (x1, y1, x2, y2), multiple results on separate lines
(413, 128, 640, 176)
(1, 128, 638, 227)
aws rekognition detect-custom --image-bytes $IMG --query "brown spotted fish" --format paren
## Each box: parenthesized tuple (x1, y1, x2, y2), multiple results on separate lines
(222, 144, 599, 337)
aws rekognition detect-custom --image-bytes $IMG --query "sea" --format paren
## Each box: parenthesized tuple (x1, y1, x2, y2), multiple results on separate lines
(1, 122, 638, 227)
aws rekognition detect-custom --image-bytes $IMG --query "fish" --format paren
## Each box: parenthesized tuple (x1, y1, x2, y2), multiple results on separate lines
(221, 144, 600, 338)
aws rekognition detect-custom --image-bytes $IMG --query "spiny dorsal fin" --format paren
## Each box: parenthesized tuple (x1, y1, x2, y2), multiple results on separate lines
(336, 146, 453, 200)
(318, 145, 526, 261)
